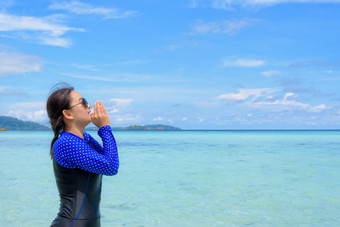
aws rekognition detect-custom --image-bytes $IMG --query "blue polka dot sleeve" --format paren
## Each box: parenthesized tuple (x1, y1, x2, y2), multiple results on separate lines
(83, 131, 103, 154)
(53, 125, 119, 176)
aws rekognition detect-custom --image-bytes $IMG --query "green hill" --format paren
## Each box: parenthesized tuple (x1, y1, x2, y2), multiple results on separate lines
(0, 116, 181, 131)
(120, 124, 180, 130)
(143, 124, 181, 130)
(0, 116, 49, 131)
(122, 125, 149, 130)
(87, 124, 181, 131)
(118, 124, 181, 131)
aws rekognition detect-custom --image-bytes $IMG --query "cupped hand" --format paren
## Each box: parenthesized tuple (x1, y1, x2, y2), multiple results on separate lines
(90, 101, 110, 128)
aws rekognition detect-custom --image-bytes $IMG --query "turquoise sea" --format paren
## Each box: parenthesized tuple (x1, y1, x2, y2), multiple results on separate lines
(0, 130, 340, 226)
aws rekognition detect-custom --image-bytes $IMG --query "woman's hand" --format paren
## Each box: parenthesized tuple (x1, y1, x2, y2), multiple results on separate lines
(90, 101, 110, 128)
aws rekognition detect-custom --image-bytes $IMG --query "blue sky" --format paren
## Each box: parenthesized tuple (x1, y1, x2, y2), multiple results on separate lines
(1, 0, 340, 129)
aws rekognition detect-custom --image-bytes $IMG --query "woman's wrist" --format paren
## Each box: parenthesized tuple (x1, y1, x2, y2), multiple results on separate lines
(98, 125, 111, 132)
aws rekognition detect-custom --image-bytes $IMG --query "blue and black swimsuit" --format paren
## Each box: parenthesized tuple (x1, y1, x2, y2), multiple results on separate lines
(50, 125, 119, 227)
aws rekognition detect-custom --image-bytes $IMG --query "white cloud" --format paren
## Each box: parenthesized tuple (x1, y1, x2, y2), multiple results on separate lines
(108, 98, 133, 114)
(217, 89, 326, 112)
(0, 52, 42, 76)
(166, 45, 180, 51)
(324, 70, 333, 74)
(217, 88, 273, 101)
(110, 98, 133, 105)
(0, 13, 83, 47)
(8, 101, 45, 109)
(245, 0, 340, 4)
(197, 117, 204, 123)
(255, 92, 327, 112)
(63, 73, 121, 82)
(0, 86, 30, 97)
(63, 72, 153, 82)
(153, 116, 163, 121)
(112, 114, 140, 123)
(262, 70, 280, 77)
(40, 36, 72, 47)
(192, 19, 251, 34)
(222, 58, 266, 67)
(210, 0, 340, 9)
(72, 64, 98, 71)
(312, 104, 326, 112)
(189, 0, 201, 8)
(0, 13, 71, 35)
(6, 102, 48, 123)
(50, 1, 138, 19)
(7, 109, 48, 123)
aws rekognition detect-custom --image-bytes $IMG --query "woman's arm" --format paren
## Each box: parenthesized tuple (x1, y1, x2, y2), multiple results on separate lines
(54, 128, 119, 176)
(83, 131, 103, 154)
(54, 101, 119, 176)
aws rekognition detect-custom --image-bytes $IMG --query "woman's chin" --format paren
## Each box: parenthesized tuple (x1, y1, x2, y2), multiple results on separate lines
(87, 115, 92, 123)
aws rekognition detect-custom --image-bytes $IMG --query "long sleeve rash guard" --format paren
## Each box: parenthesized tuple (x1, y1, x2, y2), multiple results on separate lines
(53, 125, 119, 176)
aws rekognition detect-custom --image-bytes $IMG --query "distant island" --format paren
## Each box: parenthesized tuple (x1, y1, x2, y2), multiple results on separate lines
(0, 116, 181, 131)
(88, 124, 181, 131)
(115, 124, 181, 131)
(0, 116, 49, 131)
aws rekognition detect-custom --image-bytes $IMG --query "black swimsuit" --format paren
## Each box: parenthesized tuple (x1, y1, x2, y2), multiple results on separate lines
(50, 126, 119, 227)
(50, 158, 103, 227)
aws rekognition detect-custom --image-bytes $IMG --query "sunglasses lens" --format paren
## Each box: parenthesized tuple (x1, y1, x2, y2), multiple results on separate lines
(82, 98, 88, 108)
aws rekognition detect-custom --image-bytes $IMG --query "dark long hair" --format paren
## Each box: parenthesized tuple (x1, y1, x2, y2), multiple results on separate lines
(46, 83, 74, 158)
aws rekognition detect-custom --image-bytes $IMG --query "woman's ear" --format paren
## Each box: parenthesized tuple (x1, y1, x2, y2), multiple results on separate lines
(62, 109, 74, 120)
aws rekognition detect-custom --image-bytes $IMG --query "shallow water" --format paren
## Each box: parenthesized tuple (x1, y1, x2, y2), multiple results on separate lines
(1, 130, 340, 226)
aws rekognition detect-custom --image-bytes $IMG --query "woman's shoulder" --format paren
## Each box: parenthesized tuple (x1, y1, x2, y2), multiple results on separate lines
(54, 132, 84, 147)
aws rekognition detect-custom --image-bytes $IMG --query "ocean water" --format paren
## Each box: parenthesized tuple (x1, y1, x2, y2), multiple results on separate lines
(0, 130, 340, 226)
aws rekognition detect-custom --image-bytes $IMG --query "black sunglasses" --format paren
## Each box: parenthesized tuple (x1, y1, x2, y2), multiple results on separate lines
(69, 98, 89, 109)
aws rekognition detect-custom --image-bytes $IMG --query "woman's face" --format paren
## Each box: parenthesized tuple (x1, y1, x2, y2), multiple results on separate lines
(68, 90, 92, 126)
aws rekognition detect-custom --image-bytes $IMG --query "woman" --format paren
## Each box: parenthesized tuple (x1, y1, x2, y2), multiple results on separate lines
(46, 85, 119, 227)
